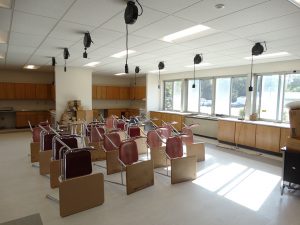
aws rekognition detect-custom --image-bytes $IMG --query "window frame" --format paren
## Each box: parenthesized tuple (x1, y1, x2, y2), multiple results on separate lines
(163, 79, 183, 112)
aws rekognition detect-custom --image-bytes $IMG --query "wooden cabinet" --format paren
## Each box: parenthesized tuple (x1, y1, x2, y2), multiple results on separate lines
(50, 85, 55, 101)
(130, 86, 146, 100)
(106, 86, 120, 100)
(24, 83, 36, 99)
(150, 111, 162, 127)
(96, 86, 107, 99)
(235, 122, 256, 147)
(119, 87, 130, 100)
(92, 85, 97, 99)
(35, 84, 50, 99)
(218, 120, 236, 143)
(255, 125, 281, 152)
(280, 128, 290, 149)
(16, 111, 50, 128)
(150, 111, 184, 131)
(0, 83, 15, 99)
(15, 83, 26, 99)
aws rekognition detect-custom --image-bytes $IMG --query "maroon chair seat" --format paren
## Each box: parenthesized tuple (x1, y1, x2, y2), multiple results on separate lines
(128, 126, 141, 138)
(165, 136, 183, 159)
(42, 133, 56, 151)
(64, 148, 92, 179)
(119, 140, 138, 165)
(147, 130, 162, 149)
(91, 126, 105, 142)
(116, 121, 126, 131)
(103, 133, 121, 151)
(54, 136, 78, 160)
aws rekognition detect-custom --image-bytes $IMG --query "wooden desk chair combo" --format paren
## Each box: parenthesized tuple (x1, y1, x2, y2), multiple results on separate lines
(39, 127, 56, 175)
(88, 125, 107, 162)
(47, 147, 104, 217)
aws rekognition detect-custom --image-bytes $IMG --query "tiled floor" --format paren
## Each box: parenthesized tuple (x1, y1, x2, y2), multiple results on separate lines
(0, 132, 299, 225)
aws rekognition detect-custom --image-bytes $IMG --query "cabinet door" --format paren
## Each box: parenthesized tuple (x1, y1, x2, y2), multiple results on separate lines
(106, 86, 120, 100)
(96, 86, 107, 99)
(0, 83, 15, 99)
(92, 85, 97, 99)
(134, 86, 146, 100)
(15, 83, 26, 99)
(130, 87, 135, 100)
(235, 122, 256, 147)
(24, 83, 36, 99)
(35, 84, 49, 99)
(171, 114, 183, 131)
(280, 128, 290, 149)
(150, 111, 161, 127)
(217, 120, 236, 143)
(256, 125, 280, 152)
(119, 87, 130, 100)
(16, 112, 29, 128)
(51, 85, 55, 101)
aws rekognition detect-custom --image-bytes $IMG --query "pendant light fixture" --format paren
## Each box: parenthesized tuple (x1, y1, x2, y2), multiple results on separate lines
(192, 54, 202, 88)
(249, 42, 267, 91)
(124, 0, 143, 74)
(63, 48, 70, 72)
(51, 57, 56, 67)
(134, 66, 140, 86)
(158, 61, 165, 89)
(83, 32, 93, 58)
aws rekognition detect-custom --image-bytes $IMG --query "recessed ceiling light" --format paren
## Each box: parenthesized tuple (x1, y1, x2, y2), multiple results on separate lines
(111, 50, 136, 58)
(84, 61, 100, 67)
(244, 52, 290, 60)
(0, 0, 12, 9)
(185, 63, 212, 68)
(114, 72, 126, 76)
(0, 55, 4, 59)
(24, 65, 39, 70)
(162, 25, 211, 43)
(288, 0, 300, 8)
(215, 3, 225, 9)
(148, 69, 167, 73)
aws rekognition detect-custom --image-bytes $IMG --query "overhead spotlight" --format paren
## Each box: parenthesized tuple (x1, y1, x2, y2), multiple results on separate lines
(134, 66, 140, 86)
(83, 32, 93, 58)
(124, 0, 143, 74)
(158, 61, 165, 89)
(249, 42, 267, 91)
(51, 57, 56, 67)
(192, 54, 203, 88)
(63, 48, 70, 72)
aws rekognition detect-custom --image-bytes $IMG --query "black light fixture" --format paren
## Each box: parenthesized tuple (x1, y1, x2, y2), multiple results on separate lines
(83, 32, 93, 58)
(51, 57, 56, 67)
(63, 48, 70, 72)
(158, 61, 165, 89)
(249, 42, 266, 91)
(124, 0, 143, 74)
(134, 66, 140, 86)
(192, 54, 202, 88)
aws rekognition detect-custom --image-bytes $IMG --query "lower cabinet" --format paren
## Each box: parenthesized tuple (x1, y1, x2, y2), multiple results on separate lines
(235, 122, 256, 147)
(217, 120, 236, 143)
(149, 111, 184, 131)
(16, 111, 50, 128)
(255, 125, 281, 152)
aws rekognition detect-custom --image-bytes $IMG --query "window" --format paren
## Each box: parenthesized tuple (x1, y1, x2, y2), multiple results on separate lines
(164, 80, 182, 111)
(215, 78, 231, 115)
(255, 72, 300, 122)
(187, 80, 199, 112)
(200, 79, 213, 114)
(231, 77, 247, 117)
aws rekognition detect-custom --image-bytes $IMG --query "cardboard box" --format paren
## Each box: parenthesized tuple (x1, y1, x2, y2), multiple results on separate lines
(289, 109, 300, 138)
(286, 137, 300, 152)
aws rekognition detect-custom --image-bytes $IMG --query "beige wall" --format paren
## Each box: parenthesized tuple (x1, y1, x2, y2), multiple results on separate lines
(0, 69, 54, 83)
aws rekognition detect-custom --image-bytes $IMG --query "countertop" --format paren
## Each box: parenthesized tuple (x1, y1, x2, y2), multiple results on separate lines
(152, 111, 193, 116)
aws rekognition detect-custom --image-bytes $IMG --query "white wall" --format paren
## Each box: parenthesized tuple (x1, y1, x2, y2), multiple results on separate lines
(146, 73, 160, 115)
(93, 75, 131, 86)
(0, 69, 54, 83)
(55, 66, 92, 121)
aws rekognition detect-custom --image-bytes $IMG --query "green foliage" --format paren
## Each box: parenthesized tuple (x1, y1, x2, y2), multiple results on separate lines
(287, 75, 300, 92)
(231, 77, 246, 102)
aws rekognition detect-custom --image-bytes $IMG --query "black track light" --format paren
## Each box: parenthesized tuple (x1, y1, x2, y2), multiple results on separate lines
(63, 48, 70, 72)
(192, 54, 203, 88)
(158, 61, 165, 89)
(83, 32, 93, 58)
(249, 42, 267, 91)
(51, 57, 56, 67)
(134, 66, 140, 86)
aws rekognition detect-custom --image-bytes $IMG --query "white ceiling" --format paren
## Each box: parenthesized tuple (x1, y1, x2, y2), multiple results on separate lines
(0, 0, 300, 75)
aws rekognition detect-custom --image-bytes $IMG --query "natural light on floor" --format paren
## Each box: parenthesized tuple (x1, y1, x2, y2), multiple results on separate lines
(192, 162, 281, 211)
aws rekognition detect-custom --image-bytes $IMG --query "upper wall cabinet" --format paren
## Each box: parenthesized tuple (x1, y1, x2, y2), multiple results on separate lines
(130, 86, 146, 100)
(92, 85, 146, 100)
(106, 86, 120, 100)
(0, 82, 53, 100)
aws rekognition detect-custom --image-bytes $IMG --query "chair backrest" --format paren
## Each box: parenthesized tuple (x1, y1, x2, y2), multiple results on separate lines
(116, 120, 126, 131)
(91, 126, 105, 142)
(63, 148, 92, 180)
(162, 124, 173, 137)
(147, 130, 162, 148)
(166, 136, 183, 159)
(53, 136, 78, 160)
(103, 132, 121, 151)
(181, 127, 194, 144)
(159, 127, 171, 139)
(106, 116, 116, 129)
(41, 133, 56, 151)
(128, 126, 140, 138)
(32, 125, 50, 142)
(119, 140, 138, 165)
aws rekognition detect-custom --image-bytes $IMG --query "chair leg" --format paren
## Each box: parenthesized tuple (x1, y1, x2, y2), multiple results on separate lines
(121, 165, 124, 185)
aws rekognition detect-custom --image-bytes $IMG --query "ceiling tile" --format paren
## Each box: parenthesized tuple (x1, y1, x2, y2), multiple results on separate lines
(15, 0, 75, 19)
(11, 11, 57, 36)
(175, 0, 268, 24)
(0, 30, 8, 43)
(133, 40, 172, 53)
(0, 7, 11, 31)
(63, 0, 124, 27)
(133, 15, 195, 39)
(27, 54, 52, 65)
(204, 0, 299, 31)
(143, 0, 200, 14)
(9, 32, 44, 47)
(90, 28, 124, 47)
(49, 21, 94, 41)
(8, 45, 35, 55)
(101, 6, 168, 33)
